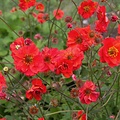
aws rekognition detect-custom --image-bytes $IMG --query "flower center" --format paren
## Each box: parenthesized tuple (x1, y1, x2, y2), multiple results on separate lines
(108, 46, 119, 57)
(15, 45, 21, 50)
(84, 6, 90, 12)
(23, 55, 33, 65)
(25, 0, 30, 2)
(44, 56, 51, 63)
(76, 37, 83, 44)
(89, 31, 95, 38)
(59, 63, 68, 71)
(85, 89, 91, 95)
(67, 54, 73, 60)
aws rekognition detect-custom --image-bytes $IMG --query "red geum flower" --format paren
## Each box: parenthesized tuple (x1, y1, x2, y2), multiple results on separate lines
(0, 10, 2, 16)
(19, 0, 36, 11)
(40, 47, 60, 72)
(0, 72, 7, 100)
(12, 44, 43, 76)
(0, 118, 6, 120)
(53, 9, 64, 20)
(10, 37, 35, 58)
(78, 0, 98, 19)
(10, 37, 24, 55)
(36, 2, 45, 12)
(38, 118, 44, 120)
(79, 80, 100, 104)
(96, 5, 110, 33)
(77, 110, 87, 120)
(36, 13, 48, 24)
(95, 17, 109, 33)
(98, 37, 120, 67)
(97, 6, 106, 21)
(60, 46, 84, 70)
(55, 59, 73, 78)
(26, 78, 46, 101)
(67, 27, 92, 52)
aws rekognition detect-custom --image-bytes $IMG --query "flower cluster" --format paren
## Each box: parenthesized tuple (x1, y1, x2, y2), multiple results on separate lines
(0, 0, 120, 119)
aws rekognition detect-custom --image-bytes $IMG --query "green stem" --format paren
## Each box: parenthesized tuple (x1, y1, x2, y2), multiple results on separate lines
(47, 0, 62, 47)
(0, 17, 20, 37)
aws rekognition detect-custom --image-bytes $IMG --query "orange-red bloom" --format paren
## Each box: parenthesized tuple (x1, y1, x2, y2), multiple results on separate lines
(97, 6, 106, 21)
(36, 13, 48, 24)
(10, 37, 25, 57)
(53, 9, 64, 20)
(12, 44, 43, 76)
(60, 46, 84, 70)
(26, 78, 46, 101)
(36, 2, 45, 12)
(95, 5, 109, 32)
(95, 18, 109, 33)
(79, 80, 99, 104)
(77, 110, 87, 120)
(78, 0, 98, 19)
(0, 10, 2, 16)
(67, 27, 94, 52)
(98, 37, 120, 67)
(40, 47, 59, 72)
(0, 72, 7, 99)
(0, 118, 6, 120)
(55, 59, 73, 78)
(19, 0, 36, 11)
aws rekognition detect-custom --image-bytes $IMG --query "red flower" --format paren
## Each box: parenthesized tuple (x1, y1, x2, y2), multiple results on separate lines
(67, 27, 92, 52)
(0, 72, 7, 99)
(95, 6, 110, 33)
(0, 10, 2, 16)
(118, 24, 120, 34)
(53, 9, 64, 20)
(10, 37, 24, 57)
(95, 17, 109, 33)
(97, 6, 106, 21)
(78, 0, 98, 19)
(77, 110, 87, 120)
(55, 59, 73, 78)
(12, 44, 43, 76)
(26, 78, 46, 101)
(10, 37, 35, 57)
(60, 46, 84, 70)
(38, 118, 44, 120)
(36, 2, 45, 12)
(36, 13, 47, 24)
(79, 80, 100, 104)
(19, 0, 36, 11)
(40, 47, 59, 72)
(0, 118, 6, 120)
(98, 37, 120, 67)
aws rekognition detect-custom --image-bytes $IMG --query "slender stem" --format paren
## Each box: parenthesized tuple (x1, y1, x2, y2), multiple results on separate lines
(45, 110, 78, 116)
(71, 0, 83, 27)
(47, 0, 62, 47)
(38, 104, 47, 120)
(0, 17, 20, 37)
